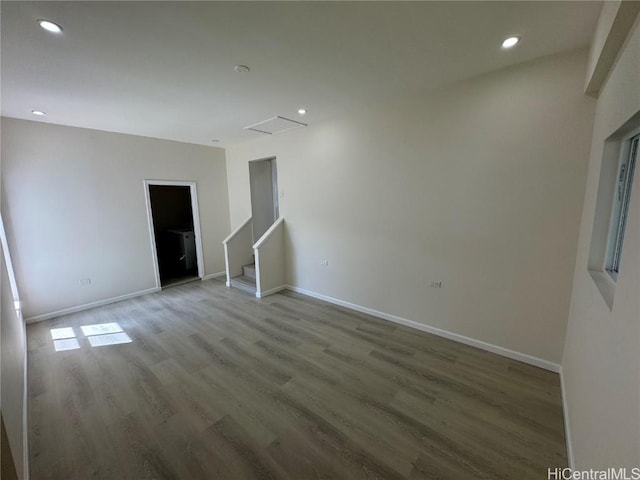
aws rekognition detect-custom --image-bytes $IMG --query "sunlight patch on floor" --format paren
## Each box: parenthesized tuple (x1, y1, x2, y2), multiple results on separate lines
(50, 323, 132, 352)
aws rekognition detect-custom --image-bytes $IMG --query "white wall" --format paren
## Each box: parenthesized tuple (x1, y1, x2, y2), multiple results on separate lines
(562, 14, 640, 469)
(1, 243, 27, 479)
(226, 49, 595, 365)
(0, 114, 28, 479)
(1, 119, 231, 319)
(255, 218, 286, 297)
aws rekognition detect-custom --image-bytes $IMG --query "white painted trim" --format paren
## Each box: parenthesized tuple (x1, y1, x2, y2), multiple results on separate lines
(224, 243, 231, 285)
(143, 180, 206, 288)
(252, 216, 285, 249)
(0, 214, 20, 301)
(201, 271, 226, 281)
(188, 183, 206, 280)
(559, 367, 575, 468)
(143, 181, 162, 289)
(254, 247, 262, 294)
(223, 217, 253, 244)
(143, 180, 198, 187)
(256, 285, 287, 298)
(25, 287, 161, 324)
(285, 285, 561, 373)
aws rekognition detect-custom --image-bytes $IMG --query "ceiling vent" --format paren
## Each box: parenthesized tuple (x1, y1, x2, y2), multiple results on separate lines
(244, 116, 307, 135)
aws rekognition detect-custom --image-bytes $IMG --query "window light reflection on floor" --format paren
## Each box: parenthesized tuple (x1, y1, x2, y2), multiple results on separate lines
(50, 327, 76, 340)
(80, 322, 123, 336)
(51, 327, 81, 351)
(87, 332, 132, 347)
(50, 322, 132, 352)
(53, 338, 81, 352)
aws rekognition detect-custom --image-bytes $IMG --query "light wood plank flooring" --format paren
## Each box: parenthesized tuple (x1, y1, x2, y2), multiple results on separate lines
(27, 279, 567, 479)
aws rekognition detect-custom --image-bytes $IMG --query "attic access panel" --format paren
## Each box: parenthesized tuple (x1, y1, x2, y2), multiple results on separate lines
(244, 116, 307, 135)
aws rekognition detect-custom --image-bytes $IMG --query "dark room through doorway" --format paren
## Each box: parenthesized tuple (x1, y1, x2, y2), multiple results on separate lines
(148, 184, 199, 287)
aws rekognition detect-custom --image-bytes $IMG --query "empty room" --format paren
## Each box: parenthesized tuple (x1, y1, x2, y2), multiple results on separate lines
(1, 1, 639, 479)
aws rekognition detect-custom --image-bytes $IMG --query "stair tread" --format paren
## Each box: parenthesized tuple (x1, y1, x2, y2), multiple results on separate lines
(233, 275, 256, 287)
(229, 275, 256, 295)
(242, 263, 256, 280)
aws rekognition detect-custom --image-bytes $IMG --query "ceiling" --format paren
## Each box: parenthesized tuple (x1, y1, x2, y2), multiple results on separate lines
(1, 1, 602, 147)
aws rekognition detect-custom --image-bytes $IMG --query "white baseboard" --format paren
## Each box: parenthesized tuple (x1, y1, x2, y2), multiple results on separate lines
(201, 271, 226, 281)
(25, 287, 161, 323)
(256, 285, 287, 298)
(559, 367, 575, 468)
(285, 285, 561, 373)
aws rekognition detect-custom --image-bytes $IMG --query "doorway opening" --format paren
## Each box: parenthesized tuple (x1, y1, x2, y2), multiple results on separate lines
(249, 157, 279, 242)
(144, 181, 205, 288)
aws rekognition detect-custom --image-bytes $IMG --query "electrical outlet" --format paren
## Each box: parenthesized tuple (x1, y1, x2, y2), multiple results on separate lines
(430, 281, 442, 288)
(79, 278, 92, 287)
(321, 260, 329, 267)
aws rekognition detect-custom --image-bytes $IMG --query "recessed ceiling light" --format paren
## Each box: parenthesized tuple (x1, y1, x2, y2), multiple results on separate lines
(234, 65, 250, 73)
(31, 110, 46, 116)
(501, 36, 520, 49)
(37, 19, 63, 34)
(297, 108, 307, 115)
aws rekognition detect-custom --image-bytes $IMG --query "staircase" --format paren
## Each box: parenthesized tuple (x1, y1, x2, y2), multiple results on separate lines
(230, 263, 256, 294)
(223, 216, 285, 298)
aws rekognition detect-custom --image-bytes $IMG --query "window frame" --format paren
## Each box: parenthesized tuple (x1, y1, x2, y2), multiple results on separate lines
(587, 112, 640, 310)
(604, 132, 639, 281)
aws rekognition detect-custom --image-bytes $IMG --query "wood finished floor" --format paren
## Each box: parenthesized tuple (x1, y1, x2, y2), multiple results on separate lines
(27, 279, 567, 479)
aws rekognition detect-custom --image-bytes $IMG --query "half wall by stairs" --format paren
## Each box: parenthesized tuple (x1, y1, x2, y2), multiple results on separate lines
(223, 217, 285, 298)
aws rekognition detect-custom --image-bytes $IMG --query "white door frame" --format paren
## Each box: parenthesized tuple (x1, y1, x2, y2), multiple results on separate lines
(143, 180, 205, 288)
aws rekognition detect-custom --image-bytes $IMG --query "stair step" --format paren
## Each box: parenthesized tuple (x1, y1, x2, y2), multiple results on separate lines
(230, 275, 256, 294)
(242, 263, 256, 279)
